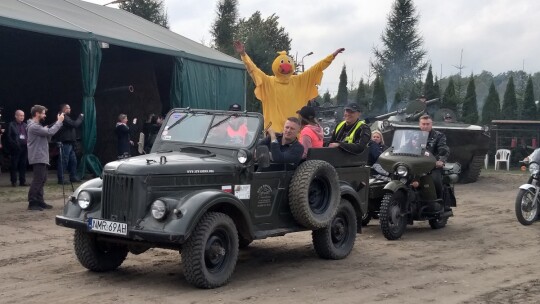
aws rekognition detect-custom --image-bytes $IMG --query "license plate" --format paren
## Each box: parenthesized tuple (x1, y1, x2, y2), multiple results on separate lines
(88, 218, 128, 236)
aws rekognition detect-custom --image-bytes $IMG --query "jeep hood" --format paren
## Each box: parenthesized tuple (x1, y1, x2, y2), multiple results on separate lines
(103, 152, 239, 175)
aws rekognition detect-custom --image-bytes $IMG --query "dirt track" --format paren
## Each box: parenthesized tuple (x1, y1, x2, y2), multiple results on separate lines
(1, 172, 539, 304)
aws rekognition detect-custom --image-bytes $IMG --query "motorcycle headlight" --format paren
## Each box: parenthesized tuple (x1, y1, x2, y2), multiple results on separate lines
(529, 163, 540, 175)
(396, 165, 408, 177)
(77, 191, 92, 210)
(151, 200, 167, 220)
(237, 149, 251, 164)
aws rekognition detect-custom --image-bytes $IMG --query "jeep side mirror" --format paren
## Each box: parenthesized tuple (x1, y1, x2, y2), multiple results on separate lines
(256, 145, 270, 168)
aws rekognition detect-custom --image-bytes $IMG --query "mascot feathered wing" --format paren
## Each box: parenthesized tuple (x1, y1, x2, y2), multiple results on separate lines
(240, 50, 339, 132)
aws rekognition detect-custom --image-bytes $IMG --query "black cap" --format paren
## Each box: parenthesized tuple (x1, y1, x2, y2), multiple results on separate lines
(344, 102, 361, 112)
(296, 106, 316, 119)
(228, 103, 241, 111)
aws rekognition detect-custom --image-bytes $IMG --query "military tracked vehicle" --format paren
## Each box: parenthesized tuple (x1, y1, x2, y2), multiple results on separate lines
(372, 99, 490, 183)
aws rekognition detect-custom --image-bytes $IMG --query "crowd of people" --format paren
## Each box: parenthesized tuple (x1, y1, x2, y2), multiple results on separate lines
(0, 97, 450, 210)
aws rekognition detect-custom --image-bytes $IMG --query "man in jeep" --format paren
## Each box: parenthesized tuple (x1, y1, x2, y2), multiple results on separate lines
(328, 102, 371, 154)
(259, 117, 303, 164)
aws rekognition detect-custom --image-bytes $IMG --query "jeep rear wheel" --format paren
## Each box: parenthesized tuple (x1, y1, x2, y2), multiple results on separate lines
(312, 199, 357, 260)
(182, 212, 239, 289)
(289, 160, 340, 229)
(379, 192, 407, 240)
(74, 229, 128, 272)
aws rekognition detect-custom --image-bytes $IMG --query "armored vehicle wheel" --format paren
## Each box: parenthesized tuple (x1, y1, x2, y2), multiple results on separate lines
(428, 217, 448, 229)
(74, 229, 128, 272)
(361, 212, 371, 226)
(312, 199, 357, 260)
(289, 160, 340, 229)
(182, 212, 239, 289)
(515, 188, 539, 226)
(460, 154, 484, 183)
(379, 192, 407, 240)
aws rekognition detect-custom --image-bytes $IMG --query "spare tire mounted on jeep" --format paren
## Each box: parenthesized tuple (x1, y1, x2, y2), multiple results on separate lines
(289, 160, 340, 229)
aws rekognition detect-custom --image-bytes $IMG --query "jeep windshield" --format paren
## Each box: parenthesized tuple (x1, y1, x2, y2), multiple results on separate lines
(161, 111, 261, 148)
(391, 129, 429, 155)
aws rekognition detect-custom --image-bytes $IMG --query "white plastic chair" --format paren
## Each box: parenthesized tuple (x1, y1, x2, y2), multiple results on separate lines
(484, 154, 489, 169)
(494, 149, 511, 170)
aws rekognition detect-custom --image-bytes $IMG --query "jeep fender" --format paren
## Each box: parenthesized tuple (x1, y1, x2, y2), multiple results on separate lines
(62, 177, 103, 219)
(151, 190, 254, 242)
(339, 182, 366, 233)
(383, 180, 408, 194)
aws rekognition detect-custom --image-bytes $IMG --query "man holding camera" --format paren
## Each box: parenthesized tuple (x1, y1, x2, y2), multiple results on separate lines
(27, 105, 64, 211)
(54, 104, 83, 184)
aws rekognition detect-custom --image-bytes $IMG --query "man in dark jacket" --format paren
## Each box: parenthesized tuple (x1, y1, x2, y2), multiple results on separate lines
(54, 104, 83, 184)
(419, 114, 450, 201)
(7, 110, 28, 186)
(329, 102, 371, 154)
(259, 117, 303, 165)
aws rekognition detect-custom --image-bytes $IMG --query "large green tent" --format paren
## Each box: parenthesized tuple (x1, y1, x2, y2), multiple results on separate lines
(0, 0, 246, 176)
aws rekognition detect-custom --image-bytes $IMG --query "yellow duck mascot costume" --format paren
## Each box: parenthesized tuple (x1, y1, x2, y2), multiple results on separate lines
(234, 41, 345, 132)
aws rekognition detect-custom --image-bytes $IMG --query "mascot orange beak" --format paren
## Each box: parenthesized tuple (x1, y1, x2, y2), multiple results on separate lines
(280, 63, 292, 74)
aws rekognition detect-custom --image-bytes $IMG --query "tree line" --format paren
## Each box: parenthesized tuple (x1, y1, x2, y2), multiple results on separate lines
(122, 0, 540, 124)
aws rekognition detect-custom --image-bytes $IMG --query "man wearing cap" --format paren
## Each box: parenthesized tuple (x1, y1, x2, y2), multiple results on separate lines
(443, 113, 453, 123)
(328, 102, 371, 154)
(297, 106, 323, 158)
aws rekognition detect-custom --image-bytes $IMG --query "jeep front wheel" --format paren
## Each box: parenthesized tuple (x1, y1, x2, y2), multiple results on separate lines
(312, 199, 357, 260)
(289, 160, 340, 229)
(74, 229, 128, 272)
(182, 212, 239, 289)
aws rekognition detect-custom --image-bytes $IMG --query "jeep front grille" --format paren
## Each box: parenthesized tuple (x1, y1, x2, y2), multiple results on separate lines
(102, 174, 134, 222)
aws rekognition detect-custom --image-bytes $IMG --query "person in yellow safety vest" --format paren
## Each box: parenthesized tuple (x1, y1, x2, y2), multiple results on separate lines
(328, 102, 371, 154)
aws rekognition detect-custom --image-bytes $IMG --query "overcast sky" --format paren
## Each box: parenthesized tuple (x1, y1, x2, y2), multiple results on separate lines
(86, 0, 540, 96)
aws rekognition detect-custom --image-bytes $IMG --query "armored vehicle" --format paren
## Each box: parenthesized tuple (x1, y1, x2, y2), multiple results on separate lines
(56, 108, 370, 289)
(372, 99, 490, 183)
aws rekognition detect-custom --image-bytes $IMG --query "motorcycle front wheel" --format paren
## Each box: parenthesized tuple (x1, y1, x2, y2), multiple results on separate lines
(515, 188, 539, 226)
(380, 191, 407, 240)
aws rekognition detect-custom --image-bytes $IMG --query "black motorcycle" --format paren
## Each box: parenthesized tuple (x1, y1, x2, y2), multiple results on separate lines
(515, 161, 540, 225)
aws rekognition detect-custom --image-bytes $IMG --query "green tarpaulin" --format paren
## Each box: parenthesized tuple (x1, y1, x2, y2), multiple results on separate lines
(78, 39, 102, 177)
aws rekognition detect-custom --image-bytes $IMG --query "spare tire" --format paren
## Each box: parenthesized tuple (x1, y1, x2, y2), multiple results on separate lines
(289, 160, 340, 229)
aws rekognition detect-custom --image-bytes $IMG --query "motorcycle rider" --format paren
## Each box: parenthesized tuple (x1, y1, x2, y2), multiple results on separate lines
(419, 114, 450, 203)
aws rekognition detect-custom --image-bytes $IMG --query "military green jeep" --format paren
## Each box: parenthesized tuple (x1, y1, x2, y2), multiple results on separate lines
(56, 108, 370, 288)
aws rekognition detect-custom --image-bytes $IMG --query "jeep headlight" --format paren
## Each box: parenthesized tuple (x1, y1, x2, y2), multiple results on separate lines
(529, 163, 540, 175)
(77, 191, 92, 210)
(151, 200, 167, 220)
(396, 165, 408, 177)
(237, 149, 250, 164)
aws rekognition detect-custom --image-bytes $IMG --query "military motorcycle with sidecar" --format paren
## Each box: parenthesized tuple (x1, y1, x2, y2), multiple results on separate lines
(373, 128, 460, 240)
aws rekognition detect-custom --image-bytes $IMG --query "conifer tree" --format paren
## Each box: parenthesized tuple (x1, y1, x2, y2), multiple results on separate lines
(441, 78, 459, 112)
(211, 0, 238, 56)
(323, 90, 331, 105)
(119, 0, 169, 28)
(423, 65, 437, 100)
(461, 74, 479, 124)
(372, 75, 388, 115)
(501, 76, 518, 120)
(336, 64, 348, 105)
(390, 91, 402, 111)
(371, 0, 427, 98)
(481, 81, 501, 124)
(521, 76, 537, 120)
(356, 79, 370, 112)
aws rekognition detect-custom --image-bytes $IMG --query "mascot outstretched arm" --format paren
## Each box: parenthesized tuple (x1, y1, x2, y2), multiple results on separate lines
(234, 41, 344, 132)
